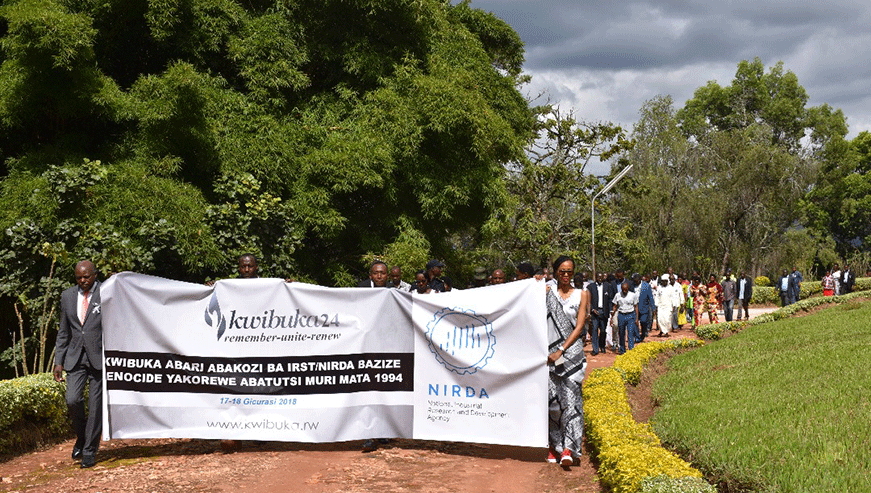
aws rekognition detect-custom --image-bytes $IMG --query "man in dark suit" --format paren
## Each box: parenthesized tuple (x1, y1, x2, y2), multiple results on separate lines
(788, 266, 803, 304)
(357, 260, 388, 288)
(357, 260, 389, 452)
(736, 271, 753, 320)
(587, 272, 615, 355)
(53, 260, 103, 468)
(841, 265, 855, 294)
(631, 273, 655, 342)
(777, 269, 790, 306)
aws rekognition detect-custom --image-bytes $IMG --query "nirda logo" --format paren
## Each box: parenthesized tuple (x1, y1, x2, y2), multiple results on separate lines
(426, 307, 495, 375)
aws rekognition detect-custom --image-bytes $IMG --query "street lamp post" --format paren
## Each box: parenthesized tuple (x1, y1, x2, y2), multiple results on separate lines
(591, 164, 633, 278)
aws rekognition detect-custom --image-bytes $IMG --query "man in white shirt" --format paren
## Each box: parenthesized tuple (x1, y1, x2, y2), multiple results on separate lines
(610, 281, 640, 355)
(668, 275, 683, 332)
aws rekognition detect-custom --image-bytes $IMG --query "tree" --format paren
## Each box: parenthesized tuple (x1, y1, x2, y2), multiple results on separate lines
(802, 130, 871, 262)
(622, 81, 825, 277)
(677, 58, 811, 152)
(493, 106, 633, 272)
(0, 0, 535, 375)
(0, 0, 534, 282)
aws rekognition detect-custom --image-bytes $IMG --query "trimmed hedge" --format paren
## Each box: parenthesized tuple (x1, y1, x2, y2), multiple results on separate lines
(0, 372, 69, 455)
(696, 289, 871, 340)
(750, 276, 870, 305)
(583, 339, 715, 493)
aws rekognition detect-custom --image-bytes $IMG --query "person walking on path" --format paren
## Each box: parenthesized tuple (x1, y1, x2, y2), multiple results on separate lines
(546, 256, 589, 468)
(705, 275, 721, 324)
(788, 266, 803, 304)
(53, 260, 103, 469)
(736, 271, 753, 321)
(689, 276, 707, 331)
(587, 272, 615, 355)
(721, 273, 737, 322)
(822, 270, 835, 296)
(610, 281, 640, 354)
(653, 275, 676, 337)
(777, 270, 790, 306)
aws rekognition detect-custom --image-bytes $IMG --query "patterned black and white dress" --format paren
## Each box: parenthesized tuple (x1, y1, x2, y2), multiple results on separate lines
(546, 289, 586, 459)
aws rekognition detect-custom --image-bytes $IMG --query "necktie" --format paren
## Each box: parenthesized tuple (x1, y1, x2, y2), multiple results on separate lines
(81, 291, 90, 325)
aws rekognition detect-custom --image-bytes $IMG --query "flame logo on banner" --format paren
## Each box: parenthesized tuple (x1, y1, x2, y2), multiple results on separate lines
(204, 292, 227, 340)
(426, 307, 495, 375)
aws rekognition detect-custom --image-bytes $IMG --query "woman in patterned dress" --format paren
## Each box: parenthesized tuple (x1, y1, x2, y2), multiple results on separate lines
(545, 255, 589, 468)
(705, 274, 721, 324)
(822, 270, 835, 296)
(689, 276, 708, 330)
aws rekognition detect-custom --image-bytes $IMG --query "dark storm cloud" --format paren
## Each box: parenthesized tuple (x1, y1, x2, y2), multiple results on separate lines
(471, 0, 868, 71)
(466, 0, 871, 137)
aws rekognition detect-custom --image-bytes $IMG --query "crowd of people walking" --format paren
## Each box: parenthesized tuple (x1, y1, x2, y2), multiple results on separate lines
(357, 256, 780, 468)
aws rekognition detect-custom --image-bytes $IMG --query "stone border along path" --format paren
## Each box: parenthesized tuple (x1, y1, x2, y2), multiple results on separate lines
(0, 306, 780, 493)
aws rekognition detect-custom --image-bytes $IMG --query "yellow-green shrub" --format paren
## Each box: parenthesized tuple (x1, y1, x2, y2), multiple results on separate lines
(583, 340, 711, 493)
(753, 277, 869, 304)
(754, 276, 771, 287)
(0, 373, 68, 454)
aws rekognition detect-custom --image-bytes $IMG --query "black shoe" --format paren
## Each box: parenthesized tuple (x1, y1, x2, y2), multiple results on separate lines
(81, 455, 96, 468)
(361, 439, 378, 452)
(71, 447, 83, 460)
(591, 350, 598, 356)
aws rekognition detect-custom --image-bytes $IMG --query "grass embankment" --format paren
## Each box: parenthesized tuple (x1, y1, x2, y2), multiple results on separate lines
(652, 301, 871, 492)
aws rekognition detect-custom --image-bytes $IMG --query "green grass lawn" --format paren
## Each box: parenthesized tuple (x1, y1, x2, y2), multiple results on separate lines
(652, 301, 871, 492)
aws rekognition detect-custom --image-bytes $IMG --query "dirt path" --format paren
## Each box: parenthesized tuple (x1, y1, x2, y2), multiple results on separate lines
(0, 307, 778, 493)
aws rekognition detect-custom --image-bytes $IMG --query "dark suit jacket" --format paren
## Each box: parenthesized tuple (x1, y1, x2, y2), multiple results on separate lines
(777, 276, 790, 295)
(55, 281, 103, 371)
(737, 277, 753, 302)
(587, 281, 615, 318)
(356, 279, 386, 288)
(841, 270, 855, 293)
(637, 281, 655, 318)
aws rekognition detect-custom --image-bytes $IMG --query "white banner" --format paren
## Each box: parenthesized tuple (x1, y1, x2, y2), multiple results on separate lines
(100, 273, 547, 447)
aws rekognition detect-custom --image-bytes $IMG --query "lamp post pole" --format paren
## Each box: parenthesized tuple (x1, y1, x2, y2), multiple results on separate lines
(591, 164, 633, 278)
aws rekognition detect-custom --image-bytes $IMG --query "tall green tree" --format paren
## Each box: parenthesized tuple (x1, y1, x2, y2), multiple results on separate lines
(0, 0, 535, 376)
(677, 58, 811, 152)
(802, 130, 871, 264)
(0, 0, 534, 283)
(620, 58, 844, 278)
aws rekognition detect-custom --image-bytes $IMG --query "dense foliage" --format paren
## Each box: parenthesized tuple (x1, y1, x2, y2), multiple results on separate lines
(0, 0, 535, 374)
(0, 0, 534, 285)
(609, 58, 871, 280)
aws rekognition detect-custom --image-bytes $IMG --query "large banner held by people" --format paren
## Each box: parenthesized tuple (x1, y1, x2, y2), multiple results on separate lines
(100, 273, 548, 447)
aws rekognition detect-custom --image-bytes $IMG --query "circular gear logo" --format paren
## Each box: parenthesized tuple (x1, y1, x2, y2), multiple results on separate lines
(426, 307, 495, 375)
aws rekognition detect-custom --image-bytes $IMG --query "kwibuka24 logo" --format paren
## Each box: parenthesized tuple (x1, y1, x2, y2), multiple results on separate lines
(204, 292, 227, 340)
(426, 307, 495, 375)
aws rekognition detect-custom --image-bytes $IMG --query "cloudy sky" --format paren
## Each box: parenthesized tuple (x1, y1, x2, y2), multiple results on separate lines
(469, 0, 871, 172)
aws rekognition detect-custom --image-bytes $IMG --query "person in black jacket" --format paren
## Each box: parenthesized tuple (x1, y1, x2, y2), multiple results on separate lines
(586, 272, 615, 355)
(357, 261, 388, 288)
(736, 271, 754, 320)
(841, 265, 855, 293)
(54, 260, 103, 468)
